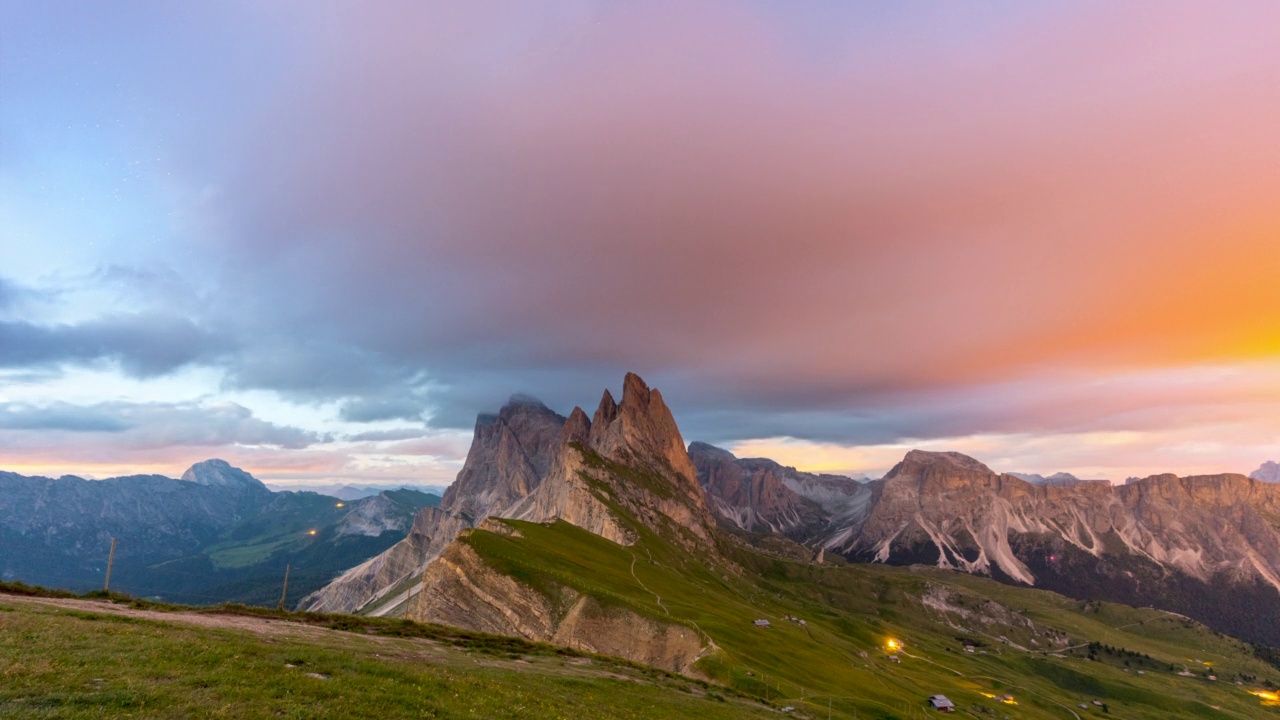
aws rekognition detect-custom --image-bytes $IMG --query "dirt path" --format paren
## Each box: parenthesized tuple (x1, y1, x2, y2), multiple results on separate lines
(629, 554, 670, 617)
(0, 594, 353, 643)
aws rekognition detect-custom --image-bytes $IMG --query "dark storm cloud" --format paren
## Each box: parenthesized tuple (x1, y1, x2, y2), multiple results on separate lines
(0, 400, 326, 449)
(0, 315, 229, 378)
(345, 428, 432, 442)
(338, 396, 431, 423)
(0, 403, 132, 432)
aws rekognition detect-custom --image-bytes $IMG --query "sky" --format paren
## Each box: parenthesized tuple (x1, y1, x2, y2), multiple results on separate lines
(2, 1, 1278, 485)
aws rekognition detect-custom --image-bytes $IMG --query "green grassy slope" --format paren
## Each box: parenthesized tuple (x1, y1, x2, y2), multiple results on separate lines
(459, 517, 1280, 719)
(0, 591, 778, 720)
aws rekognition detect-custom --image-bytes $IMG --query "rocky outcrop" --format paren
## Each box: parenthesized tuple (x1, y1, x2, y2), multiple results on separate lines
(411, 527, 564, 639)
(1252, 461, 1280, 483)
(589, 373, 700, 492)
(549, 597, 704, 673)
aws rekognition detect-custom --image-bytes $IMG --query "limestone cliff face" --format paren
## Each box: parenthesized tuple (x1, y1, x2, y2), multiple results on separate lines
(411, 523, 562, 639)
(410, 521, 703, 673)
(588, 373, 701, 494)
(302, 373, 717, 614)
(299, 397, 566, 614)
(402, 375, 716, 670)
(443, 397, 566, 522)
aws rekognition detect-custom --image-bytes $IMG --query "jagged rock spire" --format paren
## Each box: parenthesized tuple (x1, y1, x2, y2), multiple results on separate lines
(585, 372, 699, 487)
(588, 389, 618, 445)
(561, 406, 591, 445)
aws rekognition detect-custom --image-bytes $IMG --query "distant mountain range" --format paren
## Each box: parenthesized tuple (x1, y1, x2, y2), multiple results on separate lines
(1007, 471, 1107, 487)
(1253, 461, 1280, 483)
(264, 482, 451, 501)
(0, 460, 439, 605)
(299, 373, 1280, 651)
(696, 445, 1280, 645)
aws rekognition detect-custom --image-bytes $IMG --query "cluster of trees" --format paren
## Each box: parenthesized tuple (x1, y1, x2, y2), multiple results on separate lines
(1083, 642, 1166, 670)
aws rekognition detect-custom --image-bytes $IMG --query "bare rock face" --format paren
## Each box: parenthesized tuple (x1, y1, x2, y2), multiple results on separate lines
(300, 397, 566, 614)
(303, 373, 716, 614)
(332, 491, 426, 538)
(549, 597, 703, 673)
(411, 529, 563, 639)
(589, 373, 700, 491)
(442, 396, 566, 522)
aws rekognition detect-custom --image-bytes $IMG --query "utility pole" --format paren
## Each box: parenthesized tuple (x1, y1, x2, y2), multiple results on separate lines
(278, 563, 291, 611)
(103, 537, 117, 592)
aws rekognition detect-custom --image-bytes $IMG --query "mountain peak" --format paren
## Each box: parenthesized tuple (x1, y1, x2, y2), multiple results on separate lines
(621, 371, 650, 406)
(586, 373, 697, 485)
(505, 393, 552, 411)
(562, 406, 591, 445)
(898, 449, 993, 474)
(688, 441, 736, 460)
(589, 388, 619, 434)
(180, 459, 267, 491)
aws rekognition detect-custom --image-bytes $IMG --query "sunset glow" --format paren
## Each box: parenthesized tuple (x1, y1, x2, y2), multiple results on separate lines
(2, 2, 1277, 484)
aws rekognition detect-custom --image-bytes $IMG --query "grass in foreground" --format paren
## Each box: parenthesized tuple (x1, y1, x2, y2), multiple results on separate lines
(0, 592, 776, 720)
